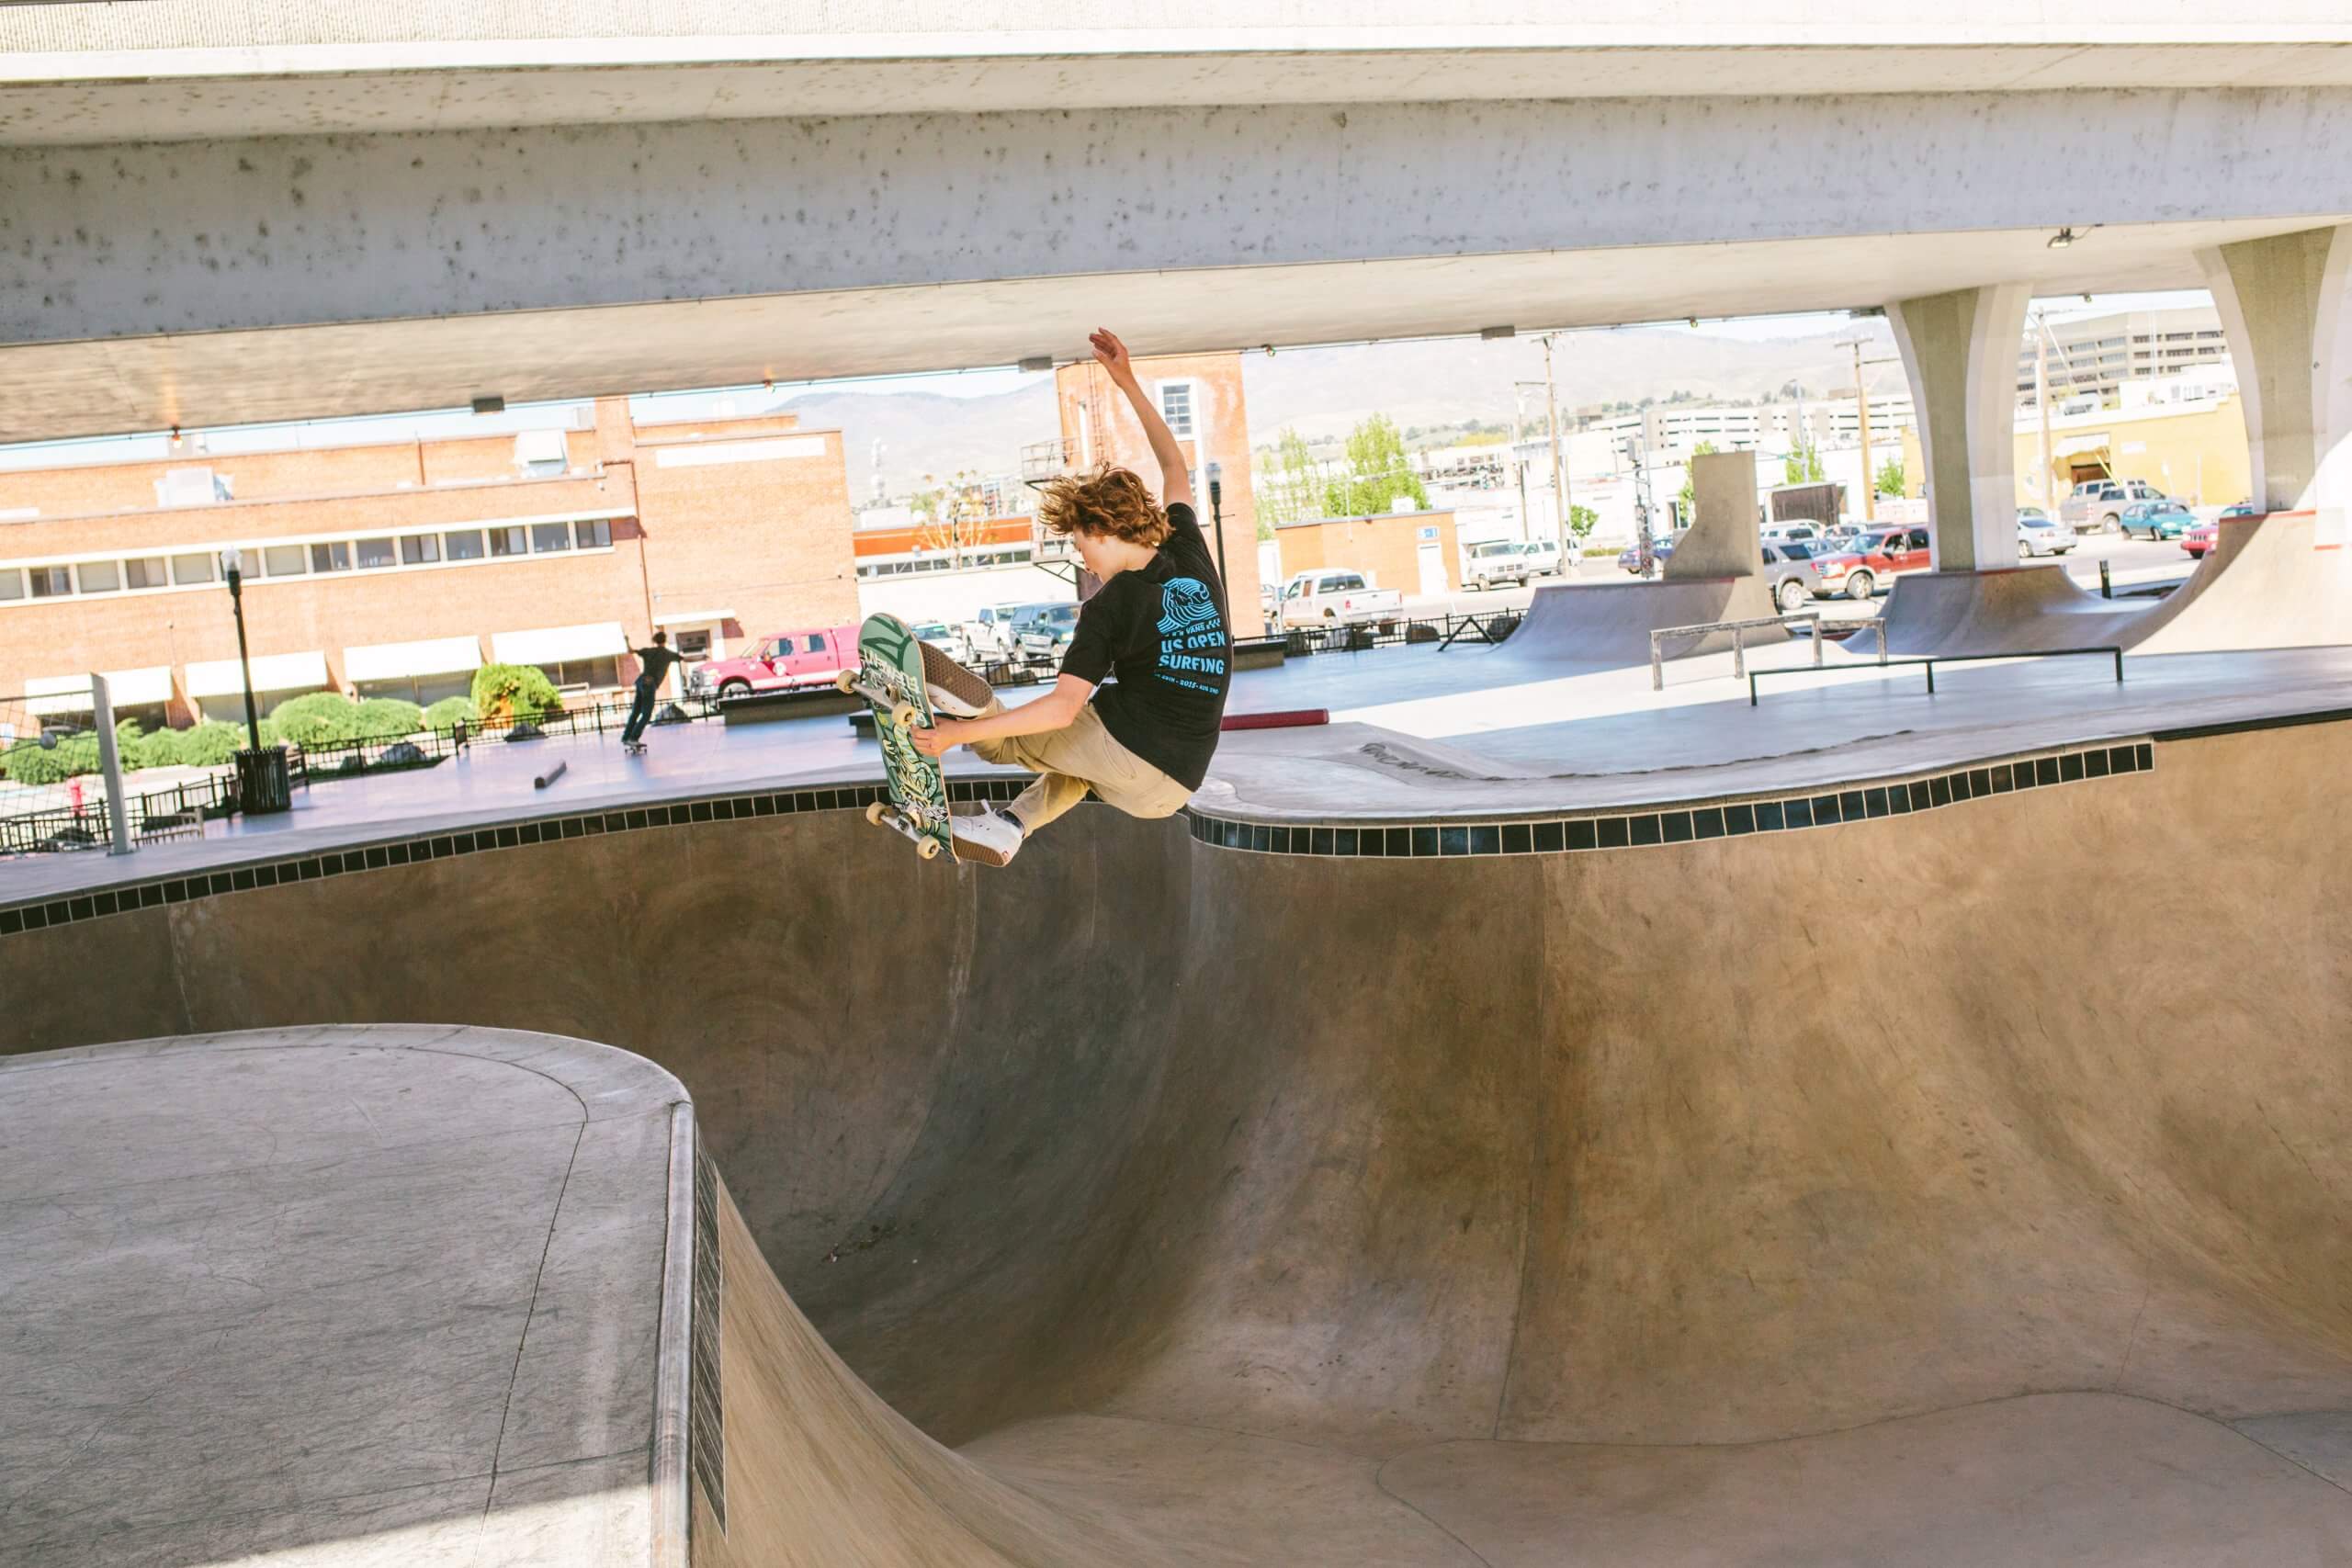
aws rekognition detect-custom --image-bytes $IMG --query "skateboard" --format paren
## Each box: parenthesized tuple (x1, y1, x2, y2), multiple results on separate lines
(838, 613, 955, 862)
(623, 741, 647, 756)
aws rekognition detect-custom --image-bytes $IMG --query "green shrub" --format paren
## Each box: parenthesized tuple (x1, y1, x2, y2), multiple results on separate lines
(354, 696, 424, 739)
(2, 732, 99, 785)
(173, 721, 249, 768)
(471, 663, 564, 724)
(424, 695, 481, 735)
(268, 692, 368, 747)
(133, 727, 184, 769)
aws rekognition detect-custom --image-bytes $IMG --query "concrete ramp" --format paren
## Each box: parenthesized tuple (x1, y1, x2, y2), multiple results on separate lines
(1869, 510, 2347, 659)
(1505, 574, 1786, 664)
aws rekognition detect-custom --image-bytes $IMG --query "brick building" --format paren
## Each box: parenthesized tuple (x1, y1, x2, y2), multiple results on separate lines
(0, 399, 858, 727)
(1046, 352, 1265, 636)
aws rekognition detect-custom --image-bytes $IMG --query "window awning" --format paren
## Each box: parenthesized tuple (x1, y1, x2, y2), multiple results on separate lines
(184, 650, 330, 698)
(344, 636, 483, 682)
(651, 607, 735, 626)
(2051, 434, 2111, 459)
(491, 623, 627, 666)
(23, 670, 170, 715)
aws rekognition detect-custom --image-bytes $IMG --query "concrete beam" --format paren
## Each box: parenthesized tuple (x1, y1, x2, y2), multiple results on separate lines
(1665, 448, 1760, 580)
(6, 90, 2351, 351)
(1890, 283, 2031, 571)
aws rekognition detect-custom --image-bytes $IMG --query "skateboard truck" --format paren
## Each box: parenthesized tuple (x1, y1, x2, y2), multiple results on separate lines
(865, 799, 944, 860)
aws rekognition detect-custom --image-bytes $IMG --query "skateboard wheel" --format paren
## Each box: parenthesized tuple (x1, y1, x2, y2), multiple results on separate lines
(834, 669, 858, 694)
(865, 801, 887, 826)
(890, 703, 922, 730)
(917, 837, 942, 861)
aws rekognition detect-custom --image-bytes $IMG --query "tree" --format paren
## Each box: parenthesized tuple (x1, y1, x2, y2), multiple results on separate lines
(1258, 426, 1323, 529)
(1875, 457, 1906, 497)
(1678, 441, 1719, 519)
(471, 663, 565, 725)
(1325, 413, 1430, 517)
(1566, 504, 1599, 545)
(1783, 441, 1826, 486)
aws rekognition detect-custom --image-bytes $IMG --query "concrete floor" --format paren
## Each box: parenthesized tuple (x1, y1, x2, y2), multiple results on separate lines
(6, 634, 2352, 1566)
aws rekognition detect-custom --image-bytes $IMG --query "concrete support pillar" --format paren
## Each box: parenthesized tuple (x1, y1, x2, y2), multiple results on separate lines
(1664, 448, 1761, 580)
(2199, 225, 2352, 542)
(1888, 284, 2030, 572)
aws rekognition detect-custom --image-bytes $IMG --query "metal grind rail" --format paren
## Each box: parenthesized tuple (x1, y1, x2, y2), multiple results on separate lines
(1748, 645, 2126, 705)
(1646, 613, 1859, 691)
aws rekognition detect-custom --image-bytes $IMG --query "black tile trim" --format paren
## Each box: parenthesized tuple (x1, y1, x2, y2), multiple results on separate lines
(1175, 740, 2159, 863)
(0, 773, 1042, 941)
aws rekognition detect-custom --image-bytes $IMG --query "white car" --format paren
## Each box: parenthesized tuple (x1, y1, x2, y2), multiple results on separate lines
(2016, 509, 2077, 558)
(1464, 541, 1534, 589)
(1520, 539, 1565, 578)
(907, 621, 974, 665)
(1278, 570, 1404, 626)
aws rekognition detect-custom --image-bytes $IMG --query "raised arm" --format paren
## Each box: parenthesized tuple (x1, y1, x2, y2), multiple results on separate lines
(1088, 328, 1194, 511)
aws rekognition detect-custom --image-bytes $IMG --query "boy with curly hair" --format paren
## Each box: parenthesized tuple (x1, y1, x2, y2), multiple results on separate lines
(913, 328, 1231, 866)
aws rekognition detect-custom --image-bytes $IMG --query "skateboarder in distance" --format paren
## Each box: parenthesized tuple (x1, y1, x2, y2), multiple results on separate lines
(913, 327, 1231, 866)
(621, 631, 680, 752)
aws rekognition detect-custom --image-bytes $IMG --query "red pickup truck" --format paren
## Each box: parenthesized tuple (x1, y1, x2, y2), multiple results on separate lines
(685, 624, 861, 701)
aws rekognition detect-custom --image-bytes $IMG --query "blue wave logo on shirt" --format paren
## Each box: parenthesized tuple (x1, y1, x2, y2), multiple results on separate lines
(1158, 577, 1222, 637)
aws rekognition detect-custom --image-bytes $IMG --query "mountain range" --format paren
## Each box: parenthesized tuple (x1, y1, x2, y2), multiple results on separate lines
(774, 321, 1905, 499)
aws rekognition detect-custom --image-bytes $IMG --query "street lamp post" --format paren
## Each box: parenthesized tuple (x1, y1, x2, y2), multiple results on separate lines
(1206, 462, 1232, 617)
(219, 547, 293, 815)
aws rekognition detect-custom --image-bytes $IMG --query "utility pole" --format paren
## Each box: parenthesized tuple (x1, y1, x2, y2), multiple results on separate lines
(2034, 312, 2053, 509)
(1838, 337, 1875, 522)
(1541, 333, 1568, 553)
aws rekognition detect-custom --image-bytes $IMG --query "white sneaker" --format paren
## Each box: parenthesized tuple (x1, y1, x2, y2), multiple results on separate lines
(950, 807, 1026, 867)
(922, 642, 992, 718)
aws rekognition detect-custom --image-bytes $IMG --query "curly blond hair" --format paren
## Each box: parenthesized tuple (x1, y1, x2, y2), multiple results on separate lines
(1036, 466, 1170, 549)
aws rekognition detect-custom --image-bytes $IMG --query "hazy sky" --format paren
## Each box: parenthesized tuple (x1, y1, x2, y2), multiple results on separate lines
(0, 291, 2214, 468)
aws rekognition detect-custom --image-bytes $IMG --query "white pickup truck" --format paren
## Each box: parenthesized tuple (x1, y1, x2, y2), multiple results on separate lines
(1276, 569, 1404, 627)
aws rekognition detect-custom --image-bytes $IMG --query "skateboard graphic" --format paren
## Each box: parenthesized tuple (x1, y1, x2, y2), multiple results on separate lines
(839, 613, 956, 862)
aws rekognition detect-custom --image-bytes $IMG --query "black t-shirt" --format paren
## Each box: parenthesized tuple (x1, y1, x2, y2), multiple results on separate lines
(634, 646, 681, 687)
(1059, 502, 1231, 789)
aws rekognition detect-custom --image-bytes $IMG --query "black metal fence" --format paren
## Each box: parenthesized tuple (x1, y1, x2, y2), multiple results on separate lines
(0, 769, 240, 858)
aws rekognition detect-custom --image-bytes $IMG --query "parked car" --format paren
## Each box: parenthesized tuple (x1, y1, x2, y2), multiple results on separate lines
(1520, 538, 1565, 578)
(2180, 517, 2220, 558)
(1014, 602, 1082, 665)
(2017, 511, 2078, 558)
(2119, 499, 2196, 540)
(2060, 477, 2168, 533)
(1616, 536, 1677, 575)
(687, 624, 861, 701)
(1278, 569, 1404, 625)
(1760, 523, 1822, 546)
(965, 602, 1031, 660)
(907, 620, 974, 666)
(2220, 501, 2259, 519)
(1806, 526, 1932, 601)
(1760, 542, 1818, 614)
(1464, 541, 1536, 590)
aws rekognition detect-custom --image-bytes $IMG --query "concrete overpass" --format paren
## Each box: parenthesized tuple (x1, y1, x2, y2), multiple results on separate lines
(4, 5, 2351, 570)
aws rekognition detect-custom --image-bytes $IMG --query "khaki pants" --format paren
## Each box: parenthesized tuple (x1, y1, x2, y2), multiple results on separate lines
(967, 698, 1194, 831)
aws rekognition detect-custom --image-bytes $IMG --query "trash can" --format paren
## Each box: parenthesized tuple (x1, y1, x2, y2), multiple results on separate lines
(235, 746, 294, 816)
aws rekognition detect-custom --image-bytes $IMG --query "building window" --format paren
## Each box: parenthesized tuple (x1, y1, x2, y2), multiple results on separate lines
(123, 557, 170, 590)
(171, 552, 216, 585)
(356, 537, 397, 570)
(444, 529, 486, 561)
(537, 656, 619, 691)
(1158, 381, 1195, 437)
(400, 534, 440, 565)
(530, 523, 571, 553)
(311, 541, 352, 573)
(77, 560, 120, 594)
(489, 526, 528, 558)
(264, 544, 309, 577)
(673, 629, 711, 660)
(575, 519, 612, 549)
(0, 569, 21, 602)
(28, 566, 71, 598)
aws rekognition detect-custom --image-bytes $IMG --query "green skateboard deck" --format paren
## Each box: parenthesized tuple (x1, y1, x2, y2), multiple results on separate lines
(844, 613, 956, 862)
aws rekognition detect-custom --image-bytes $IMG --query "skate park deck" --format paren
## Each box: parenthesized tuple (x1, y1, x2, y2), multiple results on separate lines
(6, 653, 2352, 1564)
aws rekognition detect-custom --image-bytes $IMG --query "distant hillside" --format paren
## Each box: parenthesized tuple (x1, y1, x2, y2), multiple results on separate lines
(775, 321, 1904, 496)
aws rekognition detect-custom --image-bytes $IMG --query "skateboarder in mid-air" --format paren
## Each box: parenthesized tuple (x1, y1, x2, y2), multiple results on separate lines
(912, 327, 1232, 866)
(621, 631, 680, 751)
